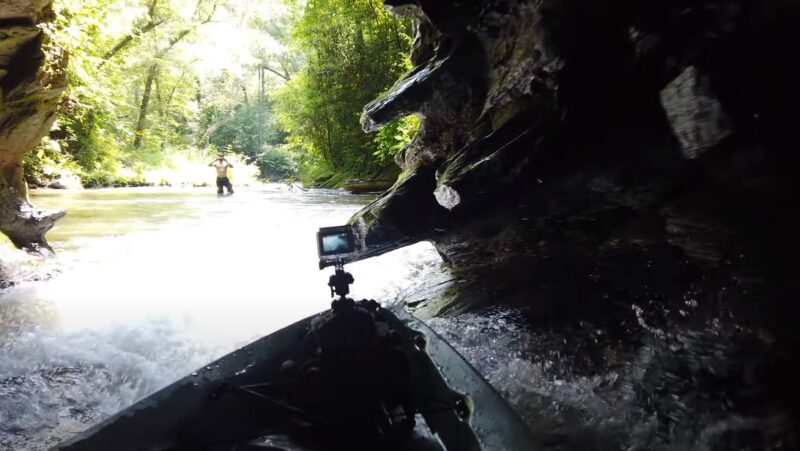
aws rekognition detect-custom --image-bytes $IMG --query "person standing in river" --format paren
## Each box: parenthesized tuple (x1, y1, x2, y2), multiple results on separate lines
(209, 153, 234, 195)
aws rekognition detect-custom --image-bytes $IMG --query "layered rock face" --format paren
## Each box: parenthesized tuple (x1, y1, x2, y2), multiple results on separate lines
(351, 0, 800, 322)
(0, 0, 66, 253)
(349, 1, 800, 441)
(351, 0, 800, 336)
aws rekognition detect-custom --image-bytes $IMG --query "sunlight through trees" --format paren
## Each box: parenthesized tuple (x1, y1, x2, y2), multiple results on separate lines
(25, 0, 415, 187)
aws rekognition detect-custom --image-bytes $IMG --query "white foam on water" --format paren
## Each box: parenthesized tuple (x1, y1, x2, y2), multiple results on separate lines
(0, 187, 444, 449)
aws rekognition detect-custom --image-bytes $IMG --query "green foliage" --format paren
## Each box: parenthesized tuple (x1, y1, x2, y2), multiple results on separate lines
(29, 0, 249, 182)
(79, 171, 151, 188)
(256, 145, 299, 180)
(200, 98, 288, 164)
(373, 115, 420, 165)
(275, 0, 414, 177)
(22, 137, 77, 185)
(26, 0, 414, 187)
(64, 109, 120, 173)
(299, 162, 335, 186)
(297, 163, 352, 188)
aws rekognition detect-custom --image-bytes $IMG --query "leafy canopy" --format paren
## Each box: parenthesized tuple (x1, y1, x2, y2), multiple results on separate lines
(275, 0, 416, 177)
(27, 0, 416, 186)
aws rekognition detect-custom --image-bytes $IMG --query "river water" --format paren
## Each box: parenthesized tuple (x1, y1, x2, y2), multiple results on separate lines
(0, 187, 791, 451)
(0, 187, 443, 450)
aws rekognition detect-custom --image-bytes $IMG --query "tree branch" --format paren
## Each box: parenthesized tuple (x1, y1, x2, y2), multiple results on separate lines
(165, 70, 188, 111)
(101, 0, 219, 64)
(198, 114, 235, 149)
(100, 0, 163, 63)
(159, 0, 218, 55)
(101, 19, 165, 62)
(261, 65, 290, 81)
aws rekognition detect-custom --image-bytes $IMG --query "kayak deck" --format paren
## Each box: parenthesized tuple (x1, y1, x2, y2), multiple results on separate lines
(56, 301, 536, 450)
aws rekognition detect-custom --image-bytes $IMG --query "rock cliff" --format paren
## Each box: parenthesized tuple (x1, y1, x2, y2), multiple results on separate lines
(0, 0, 66, 253)
(350, 0, 800, 323)
(348, 1, 800, 443)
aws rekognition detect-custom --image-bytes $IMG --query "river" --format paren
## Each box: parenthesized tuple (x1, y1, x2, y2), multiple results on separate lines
(0, 186, 444, 450)
(0, 187, 789, 451)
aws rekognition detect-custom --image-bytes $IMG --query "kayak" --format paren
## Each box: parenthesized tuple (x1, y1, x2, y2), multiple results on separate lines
(55, 301, 537, 450)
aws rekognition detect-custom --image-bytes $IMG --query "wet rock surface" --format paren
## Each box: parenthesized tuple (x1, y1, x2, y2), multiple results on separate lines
(0, 0, 67, 253)
(353, 0, 800, 448)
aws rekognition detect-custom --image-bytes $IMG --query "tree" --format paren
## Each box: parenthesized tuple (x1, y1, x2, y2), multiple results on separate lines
(132, 0, 219, 149)
(275, 0, 414, 176)
(27, 0, 410, 186)
(37, 0, 230, 182)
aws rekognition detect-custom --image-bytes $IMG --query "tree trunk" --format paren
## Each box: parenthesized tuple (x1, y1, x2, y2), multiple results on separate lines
(155, 72, 164, 118)
(131, 1, 219, 148)
(134, 64, 158, 148)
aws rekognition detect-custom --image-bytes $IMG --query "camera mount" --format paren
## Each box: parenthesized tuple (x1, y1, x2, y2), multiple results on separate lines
(327, 260, 354, 301)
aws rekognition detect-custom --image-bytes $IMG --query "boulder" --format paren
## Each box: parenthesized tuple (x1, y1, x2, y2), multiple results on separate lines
(46, 172, 81, 189)
(660, 65, 732, 158)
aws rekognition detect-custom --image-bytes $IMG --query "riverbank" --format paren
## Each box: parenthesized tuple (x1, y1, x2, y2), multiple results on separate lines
(26, 155, 397, 194)
(26, 154, 265, 190)
(300, 163, 399, 193)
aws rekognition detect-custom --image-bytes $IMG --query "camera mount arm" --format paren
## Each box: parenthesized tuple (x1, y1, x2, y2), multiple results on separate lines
(327, 260, 354, 300)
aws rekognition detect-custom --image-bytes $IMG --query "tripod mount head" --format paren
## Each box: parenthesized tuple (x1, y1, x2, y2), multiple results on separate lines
(328, 260, 354, 300)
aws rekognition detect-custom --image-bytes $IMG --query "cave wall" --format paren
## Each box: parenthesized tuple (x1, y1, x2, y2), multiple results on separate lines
(0, 0, 66, 253)
(350, 0, 800, 335)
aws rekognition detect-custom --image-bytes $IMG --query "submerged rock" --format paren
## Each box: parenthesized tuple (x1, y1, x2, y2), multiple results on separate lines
(0, 0, 67, 253)
(660, 65, 733, 159)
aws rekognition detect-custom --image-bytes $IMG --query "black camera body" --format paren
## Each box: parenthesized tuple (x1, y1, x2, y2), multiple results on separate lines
(316, 225, 357, 269)
(317, 225, 359, 299)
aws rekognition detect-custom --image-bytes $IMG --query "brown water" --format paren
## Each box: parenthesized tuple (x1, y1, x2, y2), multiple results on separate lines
(0, 186, 443, 450)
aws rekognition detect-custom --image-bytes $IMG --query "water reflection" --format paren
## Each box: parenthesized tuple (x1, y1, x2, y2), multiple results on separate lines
(0, 186, 443, 449)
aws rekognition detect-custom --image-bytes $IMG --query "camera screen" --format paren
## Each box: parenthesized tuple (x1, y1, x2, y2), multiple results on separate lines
(317, 226, 356, 259)
(321, 232, 353, 255)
